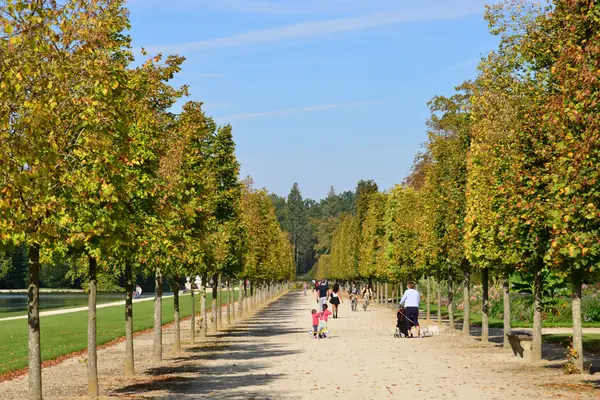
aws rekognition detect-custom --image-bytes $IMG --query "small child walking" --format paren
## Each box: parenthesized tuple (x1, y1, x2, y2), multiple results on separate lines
(318, 304, 333, 338)
(311, 309, 322, 338)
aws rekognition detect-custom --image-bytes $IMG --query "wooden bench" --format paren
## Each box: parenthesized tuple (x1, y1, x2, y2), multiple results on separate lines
(506, 331, 534, 360)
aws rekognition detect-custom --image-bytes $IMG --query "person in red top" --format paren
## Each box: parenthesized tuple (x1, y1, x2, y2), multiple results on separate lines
(318, 304, 333, 338)
(311, 309, 322, 339)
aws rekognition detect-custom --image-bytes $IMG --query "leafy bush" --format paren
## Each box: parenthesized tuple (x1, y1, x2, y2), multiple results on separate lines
(582, 296, 600, 322)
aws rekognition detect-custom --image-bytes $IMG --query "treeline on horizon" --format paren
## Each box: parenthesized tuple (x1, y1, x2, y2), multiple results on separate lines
(309, 0, 600, 375)
(266, 180, 378, 276)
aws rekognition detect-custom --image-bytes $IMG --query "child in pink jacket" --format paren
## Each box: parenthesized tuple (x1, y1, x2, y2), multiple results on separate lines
(311, 309, 322, 338)
(318, 304, 333, 338)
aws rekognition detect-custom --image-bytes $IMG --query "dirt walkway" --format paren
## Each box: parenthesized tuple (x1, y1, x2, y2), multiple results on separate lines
(1, 291, 598, 399)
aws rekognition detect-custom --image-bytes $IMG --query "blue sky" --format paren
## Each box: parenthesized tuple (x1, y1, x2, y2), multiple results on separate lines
(126, 0, 499, 200)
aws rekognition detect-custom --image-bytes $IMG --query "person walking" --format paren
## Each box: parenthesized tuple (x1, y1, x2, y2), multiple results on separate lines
(329, 283, 342, 318)
(134, 285, 142, 299)
(349, 283, 359, 311)
(303, 282, 307, 296)
(316, 279, 329, 311)
(400, 281, 421, 336)
(361, 283, 373, 311)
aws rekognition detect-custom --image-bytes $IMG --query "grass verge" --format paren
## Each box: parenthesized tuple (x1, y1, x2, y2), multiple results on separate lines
(425, 304, 600, 328)
(0, 291, 238, 375)
(543, 334, 600, 355)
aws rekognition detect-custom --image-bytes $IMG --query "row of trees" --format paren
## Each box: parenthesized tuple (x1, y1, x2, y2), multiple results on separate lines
(314, 0, 600, 373)
(0, 1, 294, 398)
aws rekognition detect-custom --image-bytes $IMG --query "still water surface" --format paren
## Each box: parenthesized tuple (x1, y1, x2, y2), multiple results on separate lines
(0, 292, 155, 317)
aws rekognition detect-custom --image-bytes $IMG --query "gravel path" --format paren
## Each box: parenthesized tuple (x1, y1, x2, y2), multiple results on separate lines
(0, 291, 598, 399)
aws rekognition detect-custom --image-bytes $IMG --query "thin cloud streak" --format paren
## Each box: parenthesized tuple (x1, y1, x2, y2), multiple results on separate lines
(219, 101, 380, 121)
(145, 7, 482, 54)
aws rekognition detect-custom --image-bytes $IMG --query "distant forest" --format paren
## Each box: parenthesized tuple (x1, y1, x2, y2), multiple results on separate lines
(269, 179, 378, 275)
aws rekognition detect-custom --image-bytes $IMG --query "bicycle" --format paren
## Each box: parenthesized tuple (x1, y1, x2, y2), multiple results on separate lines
(350, 294, 358, 312)
(363, 293, 370, 311)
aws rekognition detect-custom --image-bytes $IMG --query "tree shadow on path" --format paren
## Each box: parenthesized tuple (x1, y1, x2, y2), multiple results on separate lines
(112, 293, 302, 398)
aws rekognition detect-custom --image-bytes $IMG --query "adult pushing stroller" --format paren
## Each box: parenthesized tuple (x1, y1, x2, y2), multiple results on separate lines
(394, 306, 410, 338)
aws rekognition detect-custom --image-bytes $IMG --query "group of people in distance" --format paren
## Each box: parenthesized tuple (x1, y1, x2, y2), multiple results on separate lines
(307, 279, 421, 339)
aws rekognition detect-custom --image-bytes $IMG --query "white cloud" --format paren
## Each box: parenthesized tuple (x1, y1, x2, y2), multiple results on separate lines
(144, 7, 482, 54)
(218, 101, 379, 121)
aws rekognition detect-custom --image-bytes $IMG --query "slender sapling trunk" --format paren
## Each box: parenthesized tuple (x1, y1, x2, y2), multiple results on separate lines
(481, 267, 489, 343)
(462, 267, 471, 336)
(28, 244, 42, 400)
(190, 286, 195, 344)
(571, 268, 584, 373)
(426, 277, 431, 321)
(502, 273, 512, 349)
(212, 275, 217, 332)
(87, 256, 99, 397)
(173, 277, 181, 353)
(532, 265, 543, 362)
(153, 268, 163, 363)
(125, 261, 134, 376)
(448, 273, 454, 332)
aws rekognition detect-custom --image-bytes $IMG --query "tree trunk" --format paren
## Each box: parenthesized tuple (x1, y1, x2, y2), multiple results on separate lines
(190, 286, 195, 344)
(532, 265, 543, 362)
(173, 277, 181, 353)
(481, 268, 489, 343)
(124, 261, 134, 377)
(238, 280, 244, 317)
(200, 284, 207, 339)
(385, 282, 389, 307)
(153, 268, 163, 363)
(212, 276, 217, 332)
(231, 282, 236, 321)
(572, 268, 584, 373)
(426, 277, 431, 321)
(462, 267, 471, 336)
(87, 256, 99, 397)
(502, 273, 511, 349)
(436, 277, 442, 323)
(226, 280, 231, 326)
(28, 244, 42, 400)
(217, 275, 222, 329)
(448, 273, 454, 331)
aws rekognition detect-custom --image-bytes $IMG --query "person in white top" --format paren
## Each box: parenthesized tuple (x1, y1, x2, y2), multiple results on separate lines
(400, 281, 421, 334)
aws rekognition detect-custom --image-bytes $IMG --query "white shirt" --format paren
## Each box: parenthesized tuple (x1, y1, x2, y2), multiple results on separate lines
(400, 288, 420, 308)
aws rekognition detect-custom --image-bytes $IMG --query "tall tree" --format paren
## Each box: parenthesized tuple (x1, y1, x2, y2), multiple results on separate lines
(287, 183, 312, 274)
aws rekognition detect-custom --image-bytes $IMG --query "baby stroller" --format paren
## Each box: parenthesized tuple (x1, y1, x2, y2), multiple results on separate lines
(394, 306, 410, 338)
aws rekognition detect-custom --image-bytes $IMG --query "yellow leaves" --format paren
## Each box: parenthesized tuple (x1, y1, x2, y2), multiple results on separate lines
(15, 72, 22, 81)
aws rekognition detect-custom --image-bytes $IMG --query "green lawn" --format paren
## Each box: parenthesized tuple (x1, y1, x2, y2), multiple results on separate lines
(0, 291, 238, 375)
(544, 334, 600, 354)
(424, 304, 600, 328)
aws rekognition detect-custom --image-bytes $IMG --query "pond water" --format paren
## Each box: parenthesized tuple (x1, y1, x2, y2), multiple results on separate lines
(0, 292, 155, 317)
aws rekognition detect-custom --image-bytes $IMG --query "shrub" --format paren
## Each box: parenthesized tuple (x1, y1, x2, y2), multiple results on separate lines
(582, 296, 600, 322)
